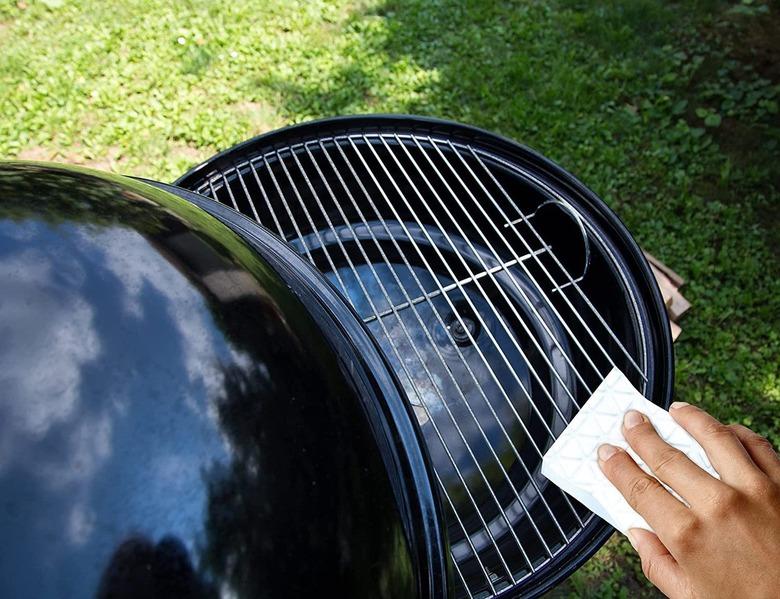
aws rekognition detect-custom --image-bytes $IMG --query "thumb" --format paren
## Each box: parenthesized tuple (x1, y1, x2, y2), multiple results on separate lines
(628, 528, 688, 599)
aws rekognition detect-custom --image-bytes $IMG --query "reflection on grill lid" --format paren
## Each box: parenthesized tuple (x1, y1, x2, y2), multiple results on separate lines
(175, 116, 673, 598)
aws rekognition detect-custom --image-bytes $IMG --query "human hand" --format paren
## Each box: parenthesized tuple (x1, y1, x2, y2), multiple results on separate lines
(597, 402, 780, 599)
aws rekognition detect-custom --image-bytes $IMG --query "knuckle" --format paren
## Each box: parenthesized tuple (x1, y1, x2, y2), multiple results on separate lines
(652, 448, 686, 477)
(744, 476, 777, 502)
(626, 476, 659, 509)
(748, 434, 777, 454)
(703, 421, 732, 439)
(726, 423, 745, 437)
(728, 423, 749, 433)
(626, 423, 659, 448)
(731, 424, 776, 450)
(602, 450, 630, 478)
(704, 487, 741, 518)
(628, 419, 654, 435)
(668, 516, 700, 550)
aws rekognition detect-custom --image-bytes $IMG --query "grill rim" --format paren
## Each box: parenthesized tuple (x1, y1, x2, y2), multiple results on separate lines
(173, 114, 675, 597)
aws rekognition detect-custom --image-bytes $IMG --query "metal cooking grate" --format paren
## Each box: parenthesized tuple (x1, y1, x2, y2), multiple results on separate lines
(178, 126, 653, 598)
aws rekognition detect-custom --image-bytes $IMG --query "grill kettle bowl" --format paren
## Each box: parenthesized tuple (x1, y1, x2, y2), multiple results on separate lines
(174, 115, 674, 598)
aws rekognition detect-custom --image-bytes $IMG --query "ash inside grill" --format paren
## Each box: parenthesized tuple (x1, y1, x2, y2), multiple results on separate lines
(175, 119, 664, 599)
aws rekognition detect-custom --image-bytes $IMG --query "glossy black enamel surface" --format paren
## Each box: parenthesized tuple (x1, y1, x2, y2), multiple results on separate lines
(0, 163, 435, 598)
(175, 115, 674, 598)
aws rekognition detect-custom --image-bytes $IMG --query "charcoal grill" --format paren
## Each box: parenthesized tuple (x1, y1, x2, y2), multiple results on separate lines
(175, 115, 674, 598)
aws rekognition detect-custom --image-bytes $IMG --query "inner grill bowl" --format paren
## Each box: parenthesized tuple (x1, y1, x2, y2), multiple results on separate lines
(175, 115, 674, 598)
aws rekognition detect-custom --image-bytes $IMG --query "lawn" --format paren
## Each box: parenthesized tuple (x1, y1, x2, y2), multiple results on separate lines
(1, 0, 778, 596)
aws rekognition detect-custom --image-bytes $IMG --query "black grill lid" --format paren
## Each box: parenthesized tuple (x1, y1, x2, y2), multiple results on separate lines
(175, 115, 674, 598)
(0, 163, 447, 599)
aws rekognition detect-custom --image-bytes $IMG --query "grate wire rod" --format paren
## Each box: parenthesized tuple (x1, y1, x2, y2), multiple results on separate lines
(232, 159, 262, 224)
(247, 156, 287, 240)
(207, 178, 221, 210)
(438, 470, 496, 597)
(465, 146, 646, 381)
(262, 154, 315, 264)
(363, 249, 550, 324)
(220, 171, 239, 211)
(275, 148, 540, 585)
(450, 547, 476, 599)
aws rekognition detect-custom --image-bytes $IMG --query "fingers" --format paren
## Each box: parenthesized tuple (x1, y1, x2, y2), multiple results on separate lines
(621, 410, 721, 506)
(728, 424, 780, 483)
(598, 444, 690, 538)
(627, 528, 688, 599)
(669, 402, 761, 487)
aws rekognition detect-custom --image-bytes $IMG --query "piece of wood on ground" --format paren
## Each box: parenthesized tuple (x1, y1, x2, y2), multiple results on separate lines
(643, 251, 690, 342)
(644, 251, 685, 287)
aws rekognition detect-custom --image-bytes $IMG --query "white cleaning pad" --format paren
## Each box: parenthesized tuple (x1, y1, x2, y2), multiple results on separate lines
(541, 368, 719, 535)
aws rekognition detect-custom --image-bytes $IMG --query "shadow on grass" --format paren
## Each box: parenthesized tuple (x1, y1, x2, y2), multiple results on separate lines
(255, 0, 712, 138)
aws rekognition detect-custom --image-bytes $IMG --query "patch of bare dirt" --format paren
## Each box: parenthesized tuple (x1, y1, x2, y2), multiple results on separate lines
(78, 146, 129, 172)
(167, 143, 208, 170)
(231, 100, 284, 135)
(16, 146, 54, 161)
(15, 145, 130, 172)
(169, 144, 205, 162)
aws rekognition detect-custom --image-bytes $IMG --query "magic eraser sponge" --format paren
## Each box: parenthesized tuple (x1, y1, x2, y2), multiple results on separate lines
(541, 368, 719, 535)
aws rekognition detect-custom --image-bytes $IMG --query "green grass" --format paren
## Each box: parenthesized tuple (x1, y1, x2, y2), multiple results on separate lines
(1, 0, 778, 595)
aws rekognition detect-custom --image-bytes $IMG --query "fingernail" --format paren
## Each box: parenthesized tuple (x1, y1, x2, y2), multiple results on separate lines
(623, 410, 645, 429)
(670, 401, 689, 410)
(627, 529, 639, 551)
(597, 443, 619, 462)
